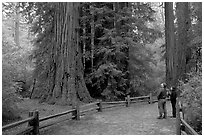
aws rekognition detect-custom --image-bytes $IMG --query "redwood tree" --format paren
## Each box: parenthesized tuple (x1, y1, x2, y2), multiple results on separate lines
(176, 2, 190, 81)
(30, 3, 92, 105)
(165, 2, 176, 87)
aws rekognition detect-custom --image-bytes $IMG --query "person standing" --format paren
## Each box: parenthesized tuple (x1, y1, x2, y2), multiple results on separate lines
(170, 87, 177, 118)
(157, 83, 167, 119)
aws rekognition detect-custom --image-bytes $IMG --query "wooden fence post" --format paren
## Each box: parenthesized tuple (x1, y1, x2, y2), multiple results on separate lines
(176, 98, 181, 135)
(72, 104, 80, 120)
(149, 93, 153, 104)
(76, 104, 80, 120)
(126, 95, 130, 107)
(28, 111, 33, 125)
(97, 100, 102, 112)
(28, 111, 39, 135)
(28, 111, 34, 135)
(33, 111, 39, 134)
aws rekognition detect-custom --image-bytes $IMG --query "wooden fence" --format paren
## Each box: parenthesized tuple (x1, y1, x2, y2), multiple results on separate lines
(176, 97, 199, 135)
(2, 94, 153, 135)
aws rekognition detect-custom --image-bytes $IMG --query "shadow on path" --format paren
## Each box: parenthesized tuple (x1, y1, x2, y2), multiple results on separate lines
(41, 101, 176, 135)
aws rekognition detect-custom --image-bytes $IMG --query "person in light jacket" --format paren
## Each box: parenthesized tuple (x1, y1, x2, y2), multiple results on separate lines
(157, 83, 167, 119)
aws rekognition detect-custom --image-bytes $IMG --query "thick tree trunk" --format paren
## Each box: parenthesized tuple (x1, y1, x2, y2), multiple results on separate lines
(176, 2, 190, 81)
(36, 3, 92, 105)
(165, 2, 176, 87)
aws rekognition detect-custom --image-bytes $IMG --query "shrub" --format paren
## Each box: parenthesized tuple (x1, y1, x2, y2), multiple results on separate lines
(2, 87, 22, 125)
(178, 71, 202, 134)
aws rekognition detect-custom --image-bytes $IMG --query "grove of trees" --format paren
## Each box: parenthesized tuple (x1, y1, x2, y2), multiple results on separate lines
(165, 2, 202, 133)
(2, 2, 201, 133)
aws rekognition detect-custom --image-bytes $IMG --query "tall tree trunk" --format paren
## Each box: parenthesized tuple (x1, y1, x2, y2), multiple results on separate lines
(160, 2, 165, 24)
(176, 2, 190, 81)
(82, 6, 86, 70)
(113, 2, 119, 28)
(83, 18, 86, 70)
(14, 2, 20, 47)
(90, 5, 95, 73)
(36, 3, 92, 106)
(113, 3, 116, 28)
(165, 2, 176, 87)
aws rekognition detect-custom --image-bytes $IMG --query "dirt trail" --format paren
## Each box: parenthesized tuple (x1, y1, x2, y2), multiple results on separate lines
(41, 101, 176, 135)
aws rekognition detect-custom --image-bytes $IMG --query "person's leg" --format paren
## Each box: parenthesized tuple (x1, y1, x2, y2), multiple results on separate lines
(157, 100, 163, 118)
(172, 101, 176, 117)
(171, 101, 174, 116)
(163, 100, 167, 118)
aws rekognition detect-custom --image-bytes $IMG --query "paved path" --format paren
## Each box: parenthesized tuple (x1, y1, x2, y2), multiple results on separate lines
(41, 101, 176, 135)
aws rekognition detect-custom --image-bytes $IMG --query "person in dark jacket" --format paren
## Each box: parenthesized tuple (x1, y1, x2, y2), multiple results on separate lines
(157, 83, 167, 119)
(170, 87, 177, 118)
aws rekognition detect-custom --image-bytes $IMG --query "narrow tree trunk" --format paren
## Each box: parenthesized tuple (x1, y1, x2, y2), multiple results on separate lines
(35, 3, 92, 106)
(165, 2, 176, 87)
(113, 3, 117, 28)
(83, 15, 86, 70)
(14, 2, 20, 47)
(90, 5, 95, 73)
(160, 2, 165, 23)
(29, 78, 36, 99)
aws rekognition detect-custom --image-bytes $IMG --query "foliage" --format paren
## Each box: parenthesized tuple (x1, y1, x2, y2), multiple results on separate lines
(16, 2, 162, 101)
(178, 70, 202, 134)
(187, 2, 202, 72)
(2, 2, 34, 124)
(2, 2, 34, 89)
(2, 87, 22, 125)
(82, 2, 162, 100)
(19, 3, 56, 98)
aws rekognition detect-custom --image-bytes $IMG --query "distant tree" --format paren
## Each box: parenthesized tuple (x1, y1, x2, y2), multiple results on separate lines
(2, 2, 33, 91)
(90, 4, 95, 73)
(14, 2, 20, 47)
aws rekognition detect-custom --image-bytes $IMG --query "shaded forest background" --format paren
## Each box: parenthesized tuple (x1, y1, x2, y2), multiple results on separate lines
(2, 2, 202, 134)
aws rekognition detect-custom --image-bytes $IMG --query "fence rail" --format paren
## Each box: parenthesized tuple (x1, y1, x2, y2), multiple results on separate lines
(39, 109, 75, 122)
(102, 100, 126, 104)
(2, 94, 152, 135)
(2, 116, 34, 131)
(176, 97, 198, 135)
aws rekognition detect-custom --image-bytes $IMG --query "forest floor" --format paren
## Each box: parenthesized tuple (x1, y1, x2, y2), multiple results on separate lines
(3, 99, 176, 135)
(16, 98, 73, 119)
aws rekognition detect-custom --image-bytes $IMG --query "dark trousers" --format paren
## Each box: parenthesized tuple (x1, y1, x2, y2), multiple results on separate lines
(171, 100, 176, 117)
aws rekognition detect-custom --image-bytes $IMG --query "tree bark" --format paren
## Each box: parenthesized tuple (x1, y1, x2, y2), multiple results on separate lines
(176, 2, 190, 81)
(82, 8, 86, 70)
(35, 3, 92, 105)
(90, 5, 95, 73)
(165, 2, 176, 87)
